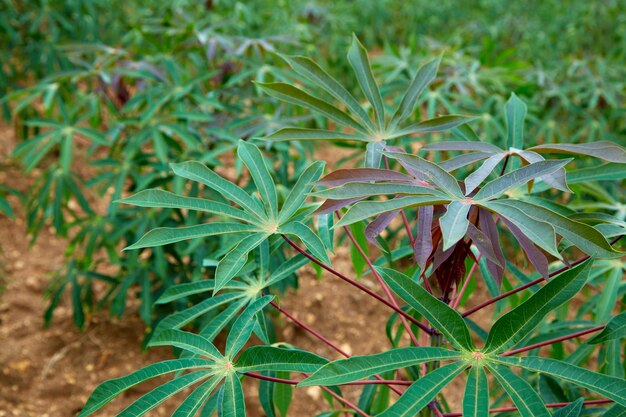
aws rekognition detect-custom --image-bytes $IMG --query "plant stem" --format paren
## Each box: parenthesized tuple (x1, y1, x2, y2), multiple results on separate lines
(462, 235, 623, 317)
(341, 217, 421, 347)
(450, 256, 480, 310)
(281, 234, 432, 334)
(500, 325, 605, 356)
(322, 386, 372, 417)
(442, 399, 613, 416)
(269, 300, 404, 395)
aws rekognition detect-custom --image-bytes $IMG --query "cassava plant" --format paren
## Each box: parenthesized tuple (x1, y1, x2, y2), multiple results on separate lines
(79, 36, 626, 416)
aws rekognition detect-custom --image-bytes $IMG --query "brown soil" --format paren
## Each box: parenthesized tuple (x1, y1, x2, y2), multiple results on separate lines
(0, 126, 475, 417)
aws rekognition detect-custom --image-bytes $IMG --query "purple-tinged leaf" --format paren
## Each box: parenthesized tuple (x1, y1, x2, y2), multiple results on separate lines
(317, 168, 412, 187)
(529, 141, 626, 163)
(315, 197, 365, 215)
(477, 208, 505, 286)
(466, 223, 504, 268)
(414, 205, 434, 270)
(365, 209, 400, 245)
(464, 153, 506, 195)
(384, 144, 430, 181)
(499, 216, 549, 279)
(431, 239, 455, 272)
(422, 141, 501, 154)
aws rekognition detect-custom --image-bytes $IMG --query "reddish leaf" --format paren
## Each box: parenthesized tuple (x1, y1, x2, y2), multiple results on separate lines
(499, 216, 549, 279)
(414, 205, 434, 270)
(317, 168, 412, 187)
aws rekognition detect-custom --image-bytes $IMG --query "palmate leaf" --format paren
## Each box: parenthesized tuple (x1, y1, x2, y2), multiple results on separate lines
(487, 363, 550, 417)
(378, 362, 469, 417)
(422, 141, 501, 153)
(483, 259, 593, 353)
(495, 356, 626, 406)
(378, 267, 474, 351)
(464, 153, 506, 194)
(463, 366, 489, 417)
(79, 359, 214, 416)
(298, 347, 461, 386)
(155, 280, 247, 305)
(235, 346, 328, 373)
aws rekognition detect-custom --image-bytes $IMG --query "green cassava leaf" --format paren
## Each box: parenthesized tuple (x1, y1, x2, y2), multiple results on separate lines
(238, 140, 278, 220)
(551, 398, 584, 417)
(148, 329, 223, 362)
(118, 189, 252, 222)
(279, 221, 331, 264)
(422, 141, 501, 153)
(378, 362, 468, 417)
(79, 359, 214, 416)
(463, 366, 489, 417)
(495, 200, 621, 258)
(483, 259, 593, 353)
(378, 267, 474, 351)
(529, 141, 626, 163)
(335, 196, 450, 228)
(505, 93, 527, 150)
(487, 363, 550, 417)
(118, 371, 213, 417)
(220, 374, 245, 417)
(171, 161, 265, 218)
(278, 54, 375, 132)
(383, 151, 464, 198)
(482, 201, 561, 258)
(235, 346, 328, 373)
(393, 115, 477, 138)
(172, 377, 223, 417)
(439, 201, 471, 250)
(473, 159, 571, 201)
(155, 280, 247, 305)
(256, 82, 365, 133)
(298, 347, 461, 386)
(588, 311, 626, 344)
(348, 35, 385, 129)
(279, 161, 325, 224)
(215, 233, 270, 293)
(388, 54, 441, 130)
(264, 128, 367, 142)
(125, 223, 258, 250)
(495, 356, 626, 406)
(313, 182, 446, 200)
(225, 295, 274, 359)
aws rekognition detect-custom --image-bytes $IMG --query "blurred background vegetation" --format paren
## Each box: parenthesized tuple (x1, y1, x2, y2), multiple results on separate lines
(1, 0, 624, 333)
